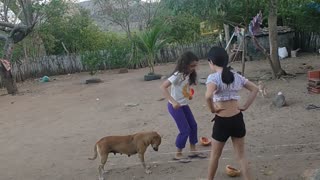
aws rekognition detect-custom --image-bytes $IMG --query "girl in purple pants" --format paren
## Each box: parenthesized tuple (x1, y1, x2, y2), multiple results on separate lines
(160, 51, 206, 162)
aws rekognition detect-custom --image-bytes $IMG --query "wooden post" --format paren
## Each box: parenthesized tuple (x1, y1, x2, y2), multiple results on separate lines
(241, 35, 246, 76)
(224, 24, 231, 54)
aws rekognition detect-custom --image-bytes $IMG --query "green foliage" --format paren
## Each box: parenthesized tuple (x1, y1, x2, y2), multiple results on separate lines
(63, 9, 106, 52)
(133, 25, 170, 73)
(0, 41, 23, 62)
(81, 52, 101, 75)
(4, 0, 318, 75)
(37, 1, 108, 55)
(278, 0, 320, 32)
(0, 34, 42, 62)
(81, 33, 130, 74)
(35, 0, 132, 71)
(152, 13, 201, 44)
(159, 0, 319, 32)
(157, 0, 267, 43)
(103, 33, 130, 69)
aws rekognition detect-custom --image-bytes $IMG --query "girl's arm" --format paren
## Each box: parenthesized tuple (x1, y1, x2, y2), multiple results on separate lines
(160, 80, 180, 109)
(239, 81, 259, 111)
(205, 83, 222, 113)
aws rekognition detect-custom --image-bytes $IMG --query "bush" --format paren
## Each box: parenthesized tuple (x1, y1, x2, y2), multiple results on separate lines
(80, 32, 131, 73)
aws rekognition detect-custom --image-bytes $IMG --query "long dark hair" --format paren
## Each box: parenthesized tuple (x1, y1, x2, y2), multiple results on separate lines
(207, 46, 234, 85)
(172, 51, 199, 85)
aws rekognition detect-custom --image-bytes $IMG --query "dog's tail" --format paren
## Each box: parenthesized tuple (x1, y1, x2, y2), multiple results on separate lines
(88, 144, 97, 160)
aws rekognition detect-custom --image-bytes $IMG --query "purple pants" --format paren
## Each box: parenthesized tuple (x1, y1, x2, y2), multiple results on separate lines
(168, 103, 198, 149)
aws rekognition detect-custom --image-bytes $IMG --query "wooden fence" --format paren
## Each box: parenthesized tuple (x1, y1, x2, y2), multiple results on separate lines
(0, 42, 214, 87)
(1, 32, 319, 88)
(11, 55, 83, 82)
(295, 32, 320, 52)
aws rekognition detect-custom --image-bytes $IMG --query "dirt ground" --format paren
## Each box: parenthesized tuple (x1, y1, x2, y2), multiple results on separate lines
(1, 53, 320, 180)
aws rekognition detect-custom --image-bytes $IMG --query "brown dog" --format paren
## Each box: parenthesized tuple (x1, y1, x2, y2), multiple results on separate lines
(89, 131, 161, 180)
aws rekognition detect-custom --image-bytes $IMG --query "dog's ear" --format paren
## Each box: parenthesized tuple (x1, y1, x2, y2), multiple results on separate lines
(153, 131, 163, 138)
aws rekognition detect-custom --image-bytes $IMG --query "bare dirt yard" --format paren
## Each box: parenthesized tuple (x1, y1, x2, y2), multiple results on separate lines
(1, 53, 320, 180)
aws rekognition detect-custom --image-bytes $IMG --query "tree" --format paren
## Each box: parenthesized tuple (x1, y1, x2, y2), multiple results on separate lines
(277, 0, 320, 32)
(94, 0, 136, 40)
(94, 0, 161, 38)
(37, 0, 70, 55)
(134, 25, 169, 74)
(37, 0, 109, 55)
(203, 0, 286, 78)
(136, 0, 161, 30)
(0, 0, 42, 94)
(268, 0, 285, 77)
(152, 13, 201, 44)
(159, 0, 267, 46)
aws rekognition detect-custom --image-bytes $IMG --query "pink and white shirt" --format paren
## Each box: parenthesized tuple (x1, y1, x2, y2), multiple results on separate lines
(206, 72, 248, 102)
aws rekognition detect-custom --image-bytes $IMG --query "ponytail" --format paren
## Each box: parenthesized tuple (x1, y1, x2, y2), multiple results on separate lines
(221, 66, 234, 85)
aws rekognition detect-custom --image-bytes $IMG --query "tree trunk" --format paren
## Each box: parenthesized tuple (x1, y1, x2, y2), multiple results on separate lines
(23, 41, 28, 59)
(0, 67, 17, 94)
(148, 54, 155, 74)
(0, 37, 18, 95)
(224, 24, 231, 54)
(125, 16, 132, 41)
(268, 0, 285, 78)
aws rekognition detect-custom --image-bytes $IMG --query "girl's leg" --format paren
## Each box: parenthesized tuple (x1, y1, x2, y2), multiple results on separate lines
(168, 103, 191, 157)
(231, 137, 252, 180)
(208, 139, 225, 180)
(182, 105, 198, 149)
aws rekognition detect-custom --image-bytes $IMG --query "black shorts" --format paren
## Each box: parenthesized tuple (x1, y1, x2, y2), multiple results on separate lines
(212, 112, 246, 142)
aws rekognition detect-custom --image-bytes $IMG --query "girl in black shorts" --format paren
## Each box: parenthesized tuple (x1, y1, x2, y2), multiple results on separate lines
(205, 47, 258, 180)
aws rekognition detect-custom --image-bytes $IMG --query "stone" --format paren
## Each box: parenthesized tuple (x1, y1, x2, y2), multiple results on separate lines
(85, 78, 103, 84)
(119, 68, 129, 74)
(272, 92, 286, 108)
(144, 73, 162, 81)
(199, 77, 207, 85)
(125, 103, 139, 107)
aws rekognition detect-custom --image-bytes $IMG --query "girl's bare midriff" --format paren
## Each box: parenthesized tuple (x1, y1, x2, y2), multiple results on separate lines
(215, 100, 240, 117)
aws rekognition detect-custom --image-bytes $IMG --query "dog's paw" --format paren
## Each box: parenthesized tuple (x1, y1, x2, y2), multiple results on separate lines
(145, 169, 152, 174)
(98, 177, 104, 180)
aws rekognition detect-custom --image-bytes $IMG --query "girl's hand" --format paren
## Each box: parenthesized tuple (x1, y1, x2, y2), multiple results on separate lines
(212, 104, 225, 113)
(238, 106, 247, 111)
(173, 102, 181, 109)
(212, 107, 225, 113)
